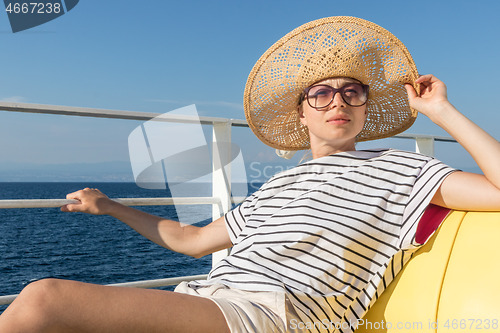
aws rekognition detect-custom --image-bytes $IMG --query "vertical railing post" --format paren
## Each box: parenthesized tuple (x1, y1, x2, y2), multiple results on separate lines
(211, 121, 232, 267)
(415, 137, 435, 157)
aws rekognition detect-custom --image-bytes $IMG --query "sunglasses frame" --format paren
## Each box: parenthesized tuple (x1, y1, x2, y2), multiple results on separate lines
(302, 83, 370, 109)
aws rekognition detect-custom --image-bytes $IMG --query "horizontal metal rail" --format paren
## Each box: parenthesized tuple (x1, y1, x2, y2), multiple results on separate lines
(107, 274, 208, 288)
(0, 197, 219, 209)
(393, 133, 457, 143)
(0, 295, 17, 306)
(0, 197, 246, 209)
(0, 101, 248, 127)
(0, 274, 208, 306)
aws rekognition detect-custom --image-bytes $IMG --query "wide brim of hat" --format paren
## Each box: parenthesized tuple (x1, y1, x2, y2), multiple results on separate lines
(244, 16, 419, 150)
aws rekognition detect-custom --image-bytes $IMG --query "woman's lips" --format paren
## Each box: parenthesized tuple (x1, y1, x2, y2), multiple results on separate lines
(327, 116, 350, 125)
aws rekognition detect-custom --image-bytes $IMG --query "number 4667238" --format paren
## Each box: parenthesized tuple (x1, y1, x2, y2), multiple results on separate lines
(5, 2, 62, 14)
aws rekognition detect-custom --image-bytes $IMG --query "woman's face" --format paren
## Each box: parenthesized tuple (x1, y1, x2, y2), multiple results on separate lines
(299, 77, 368, 153)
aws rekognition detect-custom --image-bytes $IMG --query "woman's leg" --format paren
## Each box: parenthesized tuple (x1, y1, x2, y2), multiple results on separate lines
(0, 278, 230, 333)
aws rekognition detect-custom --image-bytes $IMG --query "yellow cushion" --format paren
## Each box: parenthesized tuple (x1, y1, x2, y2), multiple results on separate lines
(357, 211, 500, 333)
(437, 212, 500, 332)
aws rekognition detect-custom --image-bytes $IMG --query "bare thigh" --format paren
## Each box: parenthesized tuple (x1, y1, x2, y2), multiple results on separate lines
(0, 278, 230, 333)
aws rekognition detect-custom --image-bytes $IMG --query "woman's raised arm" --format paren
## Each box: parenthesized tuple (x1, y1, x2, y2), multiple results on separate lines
(406, 75, 500, 210)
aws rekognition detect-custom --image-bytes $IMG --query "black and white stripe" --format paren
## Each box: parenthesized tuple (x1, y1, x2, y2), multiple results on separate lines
(190, 149, 456, 333)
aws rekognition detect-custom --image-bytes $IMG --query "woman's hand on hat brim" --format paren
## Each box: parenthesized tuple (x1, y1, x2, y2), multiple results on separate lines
(405, 74, 452, 123)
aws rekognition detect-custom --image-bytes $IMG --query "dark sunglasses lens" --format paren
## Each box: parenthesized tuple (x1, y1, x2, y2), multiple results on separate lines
(341, 83, 367, 106)
(307, 86, 334, 109)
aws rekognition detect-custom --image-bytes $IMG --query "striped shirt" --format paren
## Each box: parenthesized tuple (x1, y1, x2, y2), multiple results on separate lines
(191, 149, 456, 332)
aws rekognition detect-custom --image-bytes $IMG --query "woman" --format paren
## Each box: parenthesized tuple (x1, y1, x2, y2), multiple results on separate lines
(1, 16, 499, 333)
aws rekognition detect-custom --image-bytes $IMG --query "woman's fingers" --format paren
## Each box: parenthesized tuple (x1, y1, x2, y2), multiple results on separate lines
(405, 83, 418, 99)
(414, 73, 437, 84)
(60, 188, 109, 215)
(60, 190, 83, 212)
(415, 74, 447, 98)
(66, 190, 82, 201)
(60, 202, 80, 212)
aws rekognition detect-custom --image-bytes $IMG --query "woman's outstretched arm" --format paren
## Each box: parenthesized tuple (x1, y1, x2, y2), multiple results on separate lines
(60, 188, 232, 258)
(406, 75, 500, 210)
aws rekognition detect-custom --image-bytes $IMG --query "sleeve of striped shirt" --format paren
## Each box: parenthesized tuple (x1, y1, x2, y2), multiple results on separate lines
(223, 190, 259, 244)
(399, 158, 457, 250)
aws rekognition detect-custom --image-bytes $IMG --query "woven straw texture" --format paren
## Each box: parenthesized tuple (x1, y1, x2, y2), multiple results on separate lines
(244, 16, 419, 150)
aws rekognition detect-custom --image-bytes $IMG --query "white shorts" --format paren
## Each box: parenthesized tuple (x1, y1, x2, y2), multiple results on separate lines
(174, 281, 301, 333)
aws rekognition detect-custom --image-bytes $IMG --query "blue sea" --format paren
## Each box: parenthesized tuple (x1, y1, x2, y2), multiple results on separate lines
(0, 182, 256, 313)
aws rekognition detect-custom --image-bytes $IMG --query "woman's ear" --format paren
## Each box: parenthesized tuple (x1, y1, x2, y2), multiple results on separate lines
(298, 105, 307, 126)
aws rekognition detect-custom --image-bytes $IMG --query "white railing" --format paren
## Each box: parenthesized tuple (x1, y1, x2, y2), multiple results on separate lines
(0, 274, 208, 306)
(393, 133, 456, 157)
(0, 197, 246, 209)
(0, 101, 457, 307)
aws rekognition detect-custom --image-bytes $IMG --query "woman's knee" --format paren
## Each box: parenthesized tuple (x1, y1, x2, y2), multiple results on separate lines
(13, 278, 71, 327)
(21, 278, 67, 305)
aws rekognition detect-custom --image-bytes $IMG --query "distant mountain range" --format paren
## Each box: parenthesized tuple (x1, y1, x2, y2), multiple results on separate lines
(0, 161, 134, 182)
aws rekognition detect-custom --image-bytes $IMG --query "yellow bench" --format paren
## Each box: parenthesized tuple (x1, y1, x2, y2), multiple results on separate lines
(357, 211, 500, 333)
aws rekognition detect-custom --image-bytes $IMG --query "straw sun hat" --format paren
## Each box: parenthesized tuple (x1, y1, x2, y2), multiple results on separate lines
(244, 16, 419, 151)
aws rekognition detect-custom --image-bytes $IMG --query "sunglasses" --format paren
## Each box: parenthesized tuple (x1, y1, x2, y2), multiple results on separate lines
(302, 82, 369, 109)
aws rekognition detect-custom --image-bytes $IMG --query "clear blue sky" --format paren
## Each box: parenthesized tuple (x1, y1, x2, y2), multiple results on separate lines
(0, 0, 498, 180)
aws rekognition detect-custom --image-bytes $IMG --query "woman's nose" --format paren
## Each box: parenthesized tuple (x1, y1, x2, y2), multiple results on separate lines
(327, 91, 346, 109)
